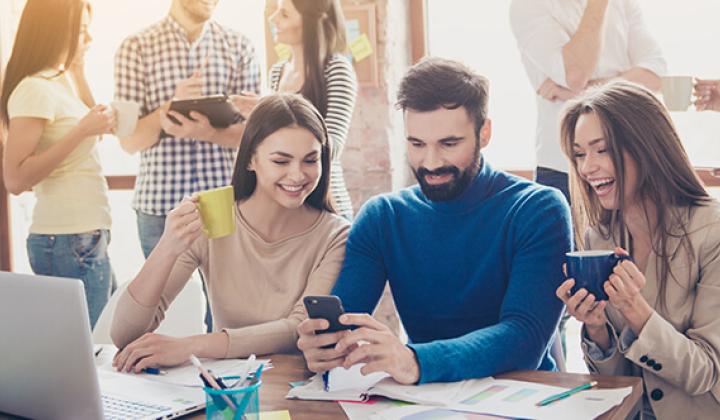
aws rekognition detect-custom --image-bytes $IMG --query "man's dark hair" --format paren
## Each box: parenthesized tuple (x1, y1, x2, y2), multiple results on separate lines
(396, 57, 489, 139)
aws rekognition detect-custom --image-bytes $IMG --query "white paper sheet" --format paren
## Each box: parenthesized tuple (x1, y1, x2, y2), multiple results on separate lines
(340, 399, 412, 420)
(95, 344, 271, 387)
(327, 364, 390, 392)
(444, 379, 632, 420)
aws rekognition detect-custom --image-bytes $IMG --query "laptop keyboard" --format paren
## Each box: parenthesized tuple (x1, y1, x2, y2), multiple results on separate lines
(102, 394, 171, 420)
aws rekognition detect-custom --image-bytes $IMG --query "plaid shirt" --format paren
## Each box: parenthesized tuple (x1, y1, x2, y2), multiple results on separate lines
(114, 16, 260, 215)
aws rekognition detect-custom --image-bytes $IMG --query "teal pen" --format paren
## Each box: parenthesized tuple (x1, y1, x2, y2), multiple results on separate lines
(234, 363, 264, 417)
(536, 380, 598, 406)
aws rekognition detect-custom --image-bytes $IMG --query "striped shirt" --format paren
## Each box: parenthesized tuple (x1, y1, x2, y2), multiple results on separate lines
(269, 55, 357, 219)
(114, 16, 261, 215)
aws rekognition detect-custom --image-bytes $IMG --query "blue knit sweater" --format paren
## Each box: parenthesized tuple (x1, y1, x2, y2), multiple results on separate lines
(332, 159, 573, 383)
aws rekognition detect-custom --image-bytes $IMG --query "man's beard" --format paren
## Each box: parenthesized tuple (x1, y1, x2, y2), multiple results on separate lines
(413, 156, 481, 202)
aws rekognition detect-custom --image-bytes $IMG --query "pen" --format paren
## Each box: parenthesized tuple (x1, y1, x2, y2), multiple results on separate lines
(94, 347, 102, 358)
(190, 354, 237, 411)
(235, 363, 265, 417)
(237, 354, 256, 387)
(142, 367, 167, 375)
(250, 363, 264, 384)
(536, 380, 598, 406)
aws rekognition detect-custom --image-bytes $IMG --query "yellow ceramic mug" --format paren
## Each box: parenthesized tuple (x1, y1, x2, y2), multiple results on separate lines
(197, 186, 235, 239)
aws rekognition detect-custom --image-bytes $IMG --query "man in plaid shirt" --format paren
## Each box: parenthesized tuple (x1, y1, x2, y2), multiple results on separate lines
(114, 0, 260, 329)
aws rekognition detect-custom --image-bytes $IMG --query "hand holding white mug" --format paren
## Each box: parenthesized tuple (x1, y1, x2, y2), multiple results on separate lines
(694, 78, 720, 112)
(75, 104, 116, 138)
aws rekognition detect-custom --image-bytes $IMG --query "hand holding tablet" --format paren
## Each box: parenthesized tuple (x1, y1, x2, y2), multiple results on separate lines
(168, 94, 245, 128)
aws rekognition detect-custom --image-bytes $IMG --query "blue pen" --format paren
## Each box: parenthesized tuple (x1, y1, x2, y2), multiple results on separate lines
(322, 371, 330, 392)
(143, 367, 167, 375)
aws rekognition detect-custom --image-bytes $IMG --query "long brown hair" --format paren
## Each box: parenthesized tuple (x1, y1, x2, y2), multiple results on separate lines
(291, 0, 346, 117)
(1, 0, 86, 124)
(560, 81, 711, 310)
(231, 93, 335, 213)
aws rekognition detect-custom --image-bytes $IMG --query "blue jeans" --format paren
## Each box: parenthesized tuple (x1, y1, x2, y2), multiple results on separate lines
(136, 211, 213, 332)
(535, 166, 571, 361)
(27, 229, 113, 329)
(535, 166, 570, 205)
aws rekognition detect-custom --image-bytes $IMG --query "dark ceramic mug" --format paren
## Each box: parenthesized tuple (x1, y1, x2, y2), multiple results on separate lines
(566, 250, 632, 301)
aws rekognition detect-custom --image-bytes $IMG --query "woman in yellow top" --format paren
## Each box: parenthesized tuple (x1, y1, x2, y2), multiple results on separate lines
(556, 81, 720, 419)
(1, 0, 116, 328)
(110, 94, 349, 371)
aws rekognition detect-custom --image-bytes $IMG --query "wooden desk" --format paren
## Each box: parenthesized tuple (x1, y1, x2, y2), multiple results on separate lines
(188, 354, 643, 420)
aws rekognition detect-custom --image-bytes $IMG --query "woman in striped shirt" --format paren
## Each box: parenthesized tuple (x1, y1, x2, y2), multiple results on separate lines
(265, 0, 358, 219)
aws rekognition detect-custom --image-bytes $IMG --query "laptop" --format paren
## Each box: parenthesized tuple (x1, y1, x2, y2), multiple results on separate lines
(0, 271, 205, 420)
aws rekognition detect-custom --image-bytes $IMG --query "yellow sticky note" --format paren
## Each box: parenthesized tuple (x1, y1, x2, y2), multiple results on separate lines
(349, 33, 373, 62)
(274, 43, 292, 61)
(259, 410, 292, 420)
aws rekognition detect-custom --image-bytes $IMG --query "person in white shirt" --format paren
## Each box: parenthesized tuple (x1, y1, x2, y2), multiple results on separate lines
(509, 0, 666, 203)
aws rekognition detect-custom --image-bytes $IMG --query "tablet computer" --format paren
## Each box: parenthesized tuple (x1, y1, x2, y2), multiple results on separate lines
(168, 94, 244, 128)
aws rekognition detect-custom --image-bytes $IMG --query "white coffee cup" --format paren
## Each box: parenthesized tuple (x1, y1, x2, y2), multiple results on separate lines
(661, 76, 693, 112)
(110, 100, 140, 137)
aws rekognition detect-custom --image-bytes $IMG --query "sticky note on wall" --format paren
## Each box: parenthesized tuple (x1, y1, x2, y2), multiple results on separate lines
(274, 43, 292, 61)
(349, 33, 373, 62)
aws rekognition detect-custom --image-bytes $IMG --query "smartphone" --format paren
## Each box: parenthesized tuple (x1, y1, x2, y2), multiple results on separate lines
(303, 295, 352, 335)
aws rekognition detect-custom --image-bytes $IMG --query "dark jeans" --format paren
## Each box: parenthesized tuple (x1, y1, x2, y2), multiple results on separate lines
(136, 211, 213, 332)
(536, 167, 571, 363)
(535, 166, 570, 205)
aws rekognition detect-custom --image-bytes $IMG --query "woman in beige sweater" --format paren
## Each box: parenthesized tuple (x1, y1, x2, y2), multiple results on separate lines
(556, 82, 720, 419)
(111, 94, 350, 372)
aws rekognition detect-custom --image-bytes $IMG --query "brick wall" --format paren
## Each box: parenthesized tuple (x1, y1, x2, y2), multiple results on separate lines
(340, 0, 414, 335)
(341, 0, 413, 213)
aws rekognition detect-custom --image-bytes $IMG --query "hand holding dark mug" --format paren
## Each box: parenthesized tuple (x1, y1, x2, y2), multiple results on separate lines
(566, 250, 632, 301)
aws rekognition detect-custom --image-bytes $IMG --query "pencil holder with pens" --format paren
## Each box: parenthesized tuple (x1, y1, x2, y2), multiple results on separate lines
(204, 376, 261, 420)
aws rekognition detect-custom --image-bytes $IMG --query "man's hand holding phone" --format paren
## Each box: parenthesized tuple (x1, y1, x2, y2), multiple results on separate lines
(297, 296, 356, 373)
(334, 313, 420, 385)
(297, 295, 420, 384)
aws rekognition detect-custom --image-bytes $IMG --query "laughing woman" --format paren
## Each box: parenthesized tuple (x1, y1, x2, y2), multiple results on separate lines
(110, 94, 349, 370)
(556, 81, 720, 419)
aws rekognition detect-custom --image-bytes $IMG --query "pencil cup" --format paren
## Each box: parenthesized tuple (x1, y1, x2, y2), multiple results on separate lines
(204, 377, 261, 420)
